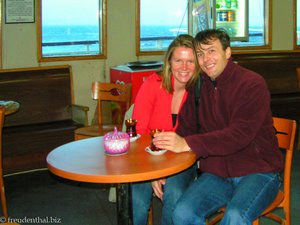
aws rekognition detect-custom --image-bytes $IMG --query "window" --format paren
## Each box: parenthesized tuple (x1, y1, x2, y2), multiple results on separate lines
(37, 0, 107, 61)
(137, 0, 270, 55)
(228, 0, 270, 49)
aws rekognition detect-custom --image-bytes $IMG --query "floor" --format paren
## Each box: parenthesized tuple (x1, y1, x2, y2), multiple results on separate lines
(2, 170, 163, 225)
(2, 146, 300, 225)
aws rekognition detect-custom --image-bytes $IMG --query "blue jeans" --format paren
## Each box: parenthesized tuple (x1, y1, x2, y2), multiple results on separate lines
(173, 172, 282, 225)
(131, 164, 197, 225)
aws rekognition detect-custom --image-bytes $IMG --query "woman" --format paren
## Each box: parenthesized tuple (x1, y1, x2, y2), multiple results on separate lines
(131, 34, 200, 225)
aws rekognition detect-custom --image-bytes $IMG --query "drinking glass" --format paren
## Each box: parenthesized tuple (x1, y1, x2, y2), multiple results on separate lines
(125, 118, 137, 137)
(150, 129, 163, 151)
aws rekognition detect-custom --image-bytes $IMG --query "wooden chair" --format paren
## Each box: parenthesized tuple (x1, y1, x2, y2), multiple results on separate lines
(0, 106, 21, 225)
(0, 106, 8, 220)
(74, 82, 132, 140)
(206, 117, 297, 225)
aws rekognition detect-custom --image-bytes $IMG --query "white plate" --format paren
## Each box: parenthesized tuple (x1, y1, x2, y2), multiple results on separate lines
(130, 134, 141, 142)
(145, 146, 167, 156)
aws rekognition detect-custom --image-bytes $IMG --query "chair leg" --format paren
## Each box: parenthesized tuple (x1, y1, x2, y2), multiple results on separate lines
(147, 204, 154, 225)
(0, 177, 8, 220)
(286, 211, 291, 225)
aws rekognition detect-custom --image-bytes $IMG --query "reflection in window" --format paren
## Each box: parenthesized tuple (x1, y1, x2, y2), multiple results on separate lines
(38, 0, 106, 61)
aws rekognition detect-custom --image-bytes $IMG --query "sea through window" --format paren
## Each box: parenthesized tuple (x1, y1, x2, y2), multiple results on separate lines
(37, 0, 107, 61)
(137, 0, 269, 55)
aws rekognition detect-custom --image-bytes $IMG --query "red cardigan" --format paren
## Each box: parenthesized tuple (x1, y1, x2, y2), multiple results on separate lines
(133, 73, 187, 135)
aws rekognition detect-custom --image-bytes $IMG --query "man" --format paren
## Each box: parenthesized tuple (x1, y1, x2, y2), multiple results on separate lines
(153, 29, 283, 225)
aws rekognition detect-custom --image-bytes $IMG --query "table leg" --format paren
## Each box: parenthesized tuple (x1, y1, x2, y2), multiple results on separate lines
(116, 183, 133, 225)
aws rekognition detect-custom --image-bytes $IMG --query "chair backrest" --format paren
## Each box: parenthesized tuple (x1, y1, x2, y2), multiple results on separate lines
(272, 117, 297, 208)
(92, 82, 132, 126)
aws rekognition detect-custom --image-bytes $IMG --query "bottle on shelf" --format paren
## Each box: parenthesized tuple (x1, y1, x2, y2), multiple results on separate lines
(225, 0, 231, 8)
(227, 11, 235, 21)
(217, 11, 228, 22)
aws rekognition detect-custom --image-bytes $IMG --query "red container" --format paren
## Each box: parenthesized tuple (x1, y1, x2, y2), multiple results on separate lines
(110, 64, 162, 103)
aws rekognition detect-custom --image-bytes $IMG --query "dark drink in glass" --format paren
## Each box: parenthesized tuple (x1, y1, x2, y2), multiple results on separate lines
(125, 118, 137, 137)
(150, 129, 163, 151)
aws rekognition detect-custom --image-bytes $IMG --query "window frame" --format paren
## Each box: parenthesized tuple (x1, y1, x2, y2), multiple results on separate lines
(136, 0, 272, 56)
(0, 0, 2, 68)
(233, 0, 272, 53)
(37, 0, 107, 62)
(294, 0, 299, 49)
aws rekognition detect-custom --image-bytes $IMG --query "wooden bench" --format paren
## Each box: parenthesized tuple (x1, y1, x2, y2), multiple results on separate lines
(0, 65, 88, 175)
(233, 52, 300, 148)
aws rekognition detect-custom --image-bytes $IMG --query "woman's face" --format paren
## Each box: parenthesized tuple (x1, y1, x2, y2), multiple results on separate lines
(170, 46, 196, 86)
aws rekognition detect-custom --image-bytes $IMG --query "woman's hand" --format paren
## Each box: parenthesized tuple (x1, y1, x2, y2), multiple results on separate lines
(153, 131, 191, 153)
(151, 179, 166, 200)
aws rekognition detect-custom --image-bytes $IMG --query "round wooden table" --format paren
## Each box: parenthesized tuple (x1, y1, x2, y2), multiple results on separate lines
(47, 134, 197, 225)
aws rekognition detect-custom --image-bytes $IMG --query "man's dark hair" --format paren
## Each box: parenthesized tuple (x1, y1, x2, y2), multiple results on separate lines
(194, 29, 231, 51)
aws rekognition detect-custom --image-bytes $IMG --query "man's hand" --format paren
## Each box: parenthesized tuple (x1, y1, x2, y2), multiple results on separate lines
(151, 179, 166, 200)
(153, 131, 190, 153)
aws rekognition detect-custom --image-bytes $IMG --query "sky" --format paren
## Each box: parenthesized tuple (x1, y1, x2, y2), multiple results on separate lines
(140, 0, 188, 26)
(42, 0, 99, 25)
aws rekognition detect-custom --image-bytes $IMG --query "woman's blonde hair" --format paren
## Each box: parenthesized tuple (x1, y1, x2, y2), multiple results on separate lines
(160, 34, 200, 93)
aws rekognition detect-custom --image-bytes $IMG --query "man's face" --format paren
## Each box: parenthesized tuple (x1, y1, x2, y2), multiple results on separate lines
(196, 38, 231, 80)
